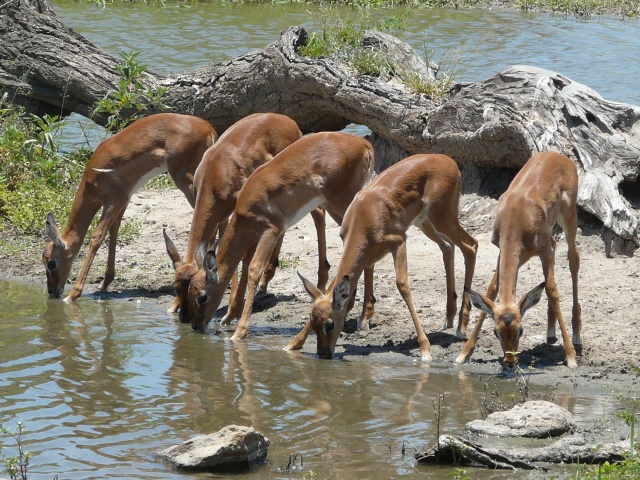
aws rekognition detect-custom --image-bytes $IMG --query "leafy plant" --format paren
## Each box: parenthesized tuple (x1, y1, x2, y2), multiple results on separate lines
(1, 422, 32, 480)
(616, 396, 638, 455)
(93, 51, 168, 133)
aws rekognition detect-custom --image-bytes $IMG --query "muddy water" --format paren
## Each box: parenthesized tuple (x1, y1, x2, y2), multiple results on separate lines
(0, 278, 619, 479)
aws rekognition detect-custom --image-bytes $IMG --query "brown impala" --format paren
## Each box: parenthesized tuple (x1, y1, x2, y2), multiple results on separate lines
(456, 151, 582, 369)
(43, 113, 217, 302)
(163, 112, 304, 323)
(285, 154, 478, 361)
(191, 131, 376, 339)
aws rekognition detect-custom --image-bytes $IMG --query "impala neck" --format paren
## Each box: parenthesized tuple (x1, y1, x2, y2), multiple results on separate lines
(497, 247, 522, 305)
(60, 187, 100, 255)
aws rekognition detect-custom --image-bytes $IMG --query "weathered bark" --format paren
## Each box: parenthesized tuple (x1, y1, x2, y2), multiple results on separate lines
(415, 434, 628, 470)
(2, 0, 639, 247)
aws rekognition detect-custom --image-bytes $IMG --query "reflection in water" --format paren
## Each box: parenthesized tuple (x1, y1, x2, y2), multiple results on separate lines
(0, 280, 618, 479)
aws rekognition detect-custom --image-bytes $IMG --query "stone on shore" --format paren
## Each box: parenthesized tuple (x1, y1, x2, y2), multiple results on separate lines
(465, 400, 576, 438)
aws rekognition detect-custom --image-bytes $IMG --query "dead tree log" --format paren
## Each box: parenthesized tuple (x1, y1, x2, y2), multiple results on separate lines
(1, 0, 639, 247)
(415, 434, 628, 470)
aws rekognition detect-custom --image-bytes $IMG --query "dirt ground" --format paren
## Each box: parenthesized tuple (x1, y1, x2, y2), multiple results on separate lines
(3, 185, 639, 401)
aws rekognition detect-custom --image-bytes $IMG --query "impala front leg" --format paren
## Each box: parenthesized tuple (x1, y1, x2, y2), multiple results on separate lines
(65, 203, 124, 302)
(222, 245, 256, 326)
(455, 265, 499, 364)
(284, 321, 313, 351)
(230, 231, 280, 341)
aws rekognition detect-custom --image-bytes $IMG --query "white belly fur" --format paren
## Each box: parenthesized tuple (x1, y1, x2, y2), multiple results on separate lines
(131, 165, 168, 194)
(283, 195, 325, 230)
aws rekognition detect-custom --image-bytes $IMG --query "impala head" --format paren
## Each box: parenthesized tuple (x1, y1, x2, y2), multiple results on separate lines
(164, 230, 208, 323)
(43, 213, 72, 298)
(465, 282, 546, 369)
(299, 272, 352, 359)
(188, 250, 227, 332)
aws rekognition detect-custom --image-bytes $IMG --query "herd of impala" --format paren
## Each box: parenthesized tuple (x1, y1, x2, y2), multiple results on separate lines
(41, 112, 583, 369)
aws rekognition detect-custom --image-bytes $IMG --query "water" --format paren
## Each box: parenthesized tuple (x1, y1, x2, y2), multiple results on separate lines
(0, 279, 620, 479)
(48, 1, 640, 148)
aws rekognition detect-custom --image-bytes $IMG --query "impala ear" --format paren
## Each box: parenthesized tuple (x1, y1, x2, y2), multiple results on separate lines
(519, 282, 546, 317)
(465, 286, 494, 317)
(163, 228, 184, 269)
(203, 250, 218, 285)
(195, 241, 208, 267)
(45, 213, 65, 249)
(332, 275, 351, 311)
(297, 271, 323, 300)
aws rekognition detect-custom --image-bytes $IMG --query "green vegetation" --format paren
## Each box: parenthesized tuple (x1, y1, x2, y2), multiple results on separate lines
(297, 8, 465, 101)
(0, 103, 87, 236)
(93, 51, 168, 134)
(1, 422, 32, 480)
(1, 50, 166, 244)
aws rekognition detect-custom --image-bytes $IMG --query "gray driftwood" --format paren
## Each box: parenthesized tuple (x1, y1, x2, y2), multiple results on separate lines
(415, 434, 628, 470)
(2, 0, 639, 248)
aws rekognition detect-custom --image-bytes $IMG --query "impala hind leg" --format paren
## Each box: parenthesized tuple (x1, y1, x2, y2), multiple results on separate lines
(230, 231, 281, 341)
(98, 207, 125, 292)
(310, 207, 330, 291)
(392, 240, 432, 362)
(453, 229, 478, 339)
(419, 221, 457, 330)
(540, 245, 578, 369)
(357, 266, 375, 334)
(561, 207, 582, 348)
(258, 234, 283, 294)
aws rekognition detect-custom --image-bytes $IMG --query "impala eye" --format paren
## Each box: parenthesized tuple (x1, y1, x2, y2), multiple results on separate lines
(519, 326, 524, 337)
(493, 328, 500, 339)
(47, 260, 57, 271)
(195, 293, 208, 306)
(324, 320, 335, 334)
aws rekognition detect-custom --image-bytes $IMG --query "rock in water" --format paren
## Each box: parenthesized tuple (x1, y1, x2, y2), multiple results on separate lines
(160, 425, 270, 471)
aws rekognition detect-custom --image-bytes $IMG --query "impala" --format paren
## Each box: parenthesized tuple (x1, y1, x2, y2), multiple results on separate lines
(43, 113, 217, 302)
(163, 113, 304, 322)
(284, 154, 478, 361)
(192, 131, 376, 339)
(455, 151, 582, 369)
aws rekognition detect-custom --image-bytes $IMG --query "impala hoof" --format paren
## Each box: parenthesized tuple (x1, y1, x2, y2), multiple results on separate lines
(454, 354, 467, 365)
(455, 328, 467, 340)
(566, 357, 578, 369)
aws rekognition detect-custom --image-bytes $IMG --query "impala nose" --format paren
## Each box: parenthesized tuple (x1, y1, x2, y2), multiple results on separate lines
(48, 287, 63, 298)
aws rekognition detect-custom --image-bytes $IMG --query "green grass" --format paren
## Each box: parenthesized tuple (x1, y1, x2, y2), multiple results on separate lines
(296, 8, 470, 101)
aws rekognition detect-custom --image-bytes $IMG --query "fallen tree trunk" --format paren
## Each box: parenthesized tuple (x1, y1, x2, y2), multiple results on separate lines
(1, 0, 639, 247)
(415, 434, 628, 470)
